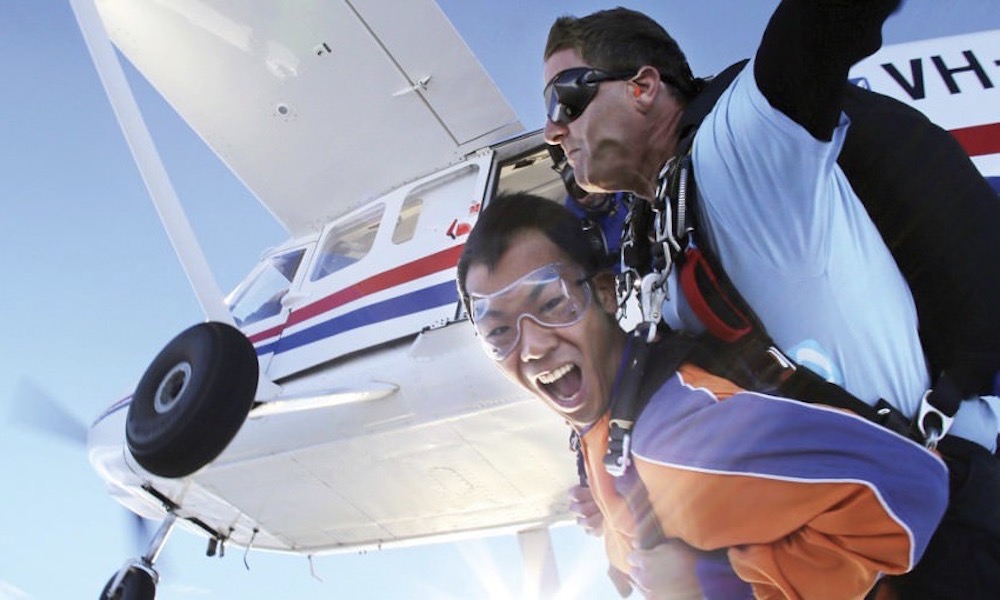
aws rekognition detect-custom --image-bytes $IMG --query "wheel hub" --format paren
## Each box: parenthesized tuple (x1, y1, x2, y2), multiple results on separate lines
(154, 362, 192, 414)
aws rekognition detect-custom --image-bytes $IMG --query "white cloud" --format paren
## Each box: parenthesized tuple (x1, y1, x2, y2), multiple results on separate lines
(0, 580, 31, 600)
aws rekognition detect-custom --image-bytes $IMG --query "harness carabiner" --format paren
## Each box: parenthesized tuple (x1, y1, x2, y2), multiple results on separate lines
(604, 419, 633, 477)
(639, 272, 667, 342)
(916, 389, 956, 450)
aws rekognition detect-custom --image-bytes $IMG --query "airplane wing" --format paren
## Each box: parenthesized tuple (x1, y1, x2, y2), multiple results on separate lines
(849, 29, 1000, 193)
(94, 0, 524, 236)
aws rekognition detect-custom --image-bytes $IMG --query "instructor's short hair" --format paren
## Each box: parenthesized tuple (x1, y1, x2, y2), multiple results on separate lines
(544, 7, 701, 101)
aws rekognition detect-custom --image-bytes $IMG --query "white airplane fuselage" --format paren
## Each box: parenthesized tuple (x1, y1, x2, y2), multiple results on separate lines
(87, 129, 578, 554)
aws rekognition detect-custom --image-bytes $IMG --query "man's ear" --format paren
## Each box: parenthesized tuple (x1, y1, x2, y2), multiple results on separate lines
(629, 65, 662, 107)
(592, 272, 618, 314)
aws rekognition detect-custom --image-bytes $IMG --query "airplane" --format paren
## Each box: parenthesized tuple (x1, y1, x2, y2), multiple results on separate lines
(76, 0, 577, 597)
(50, 0, 998, 598)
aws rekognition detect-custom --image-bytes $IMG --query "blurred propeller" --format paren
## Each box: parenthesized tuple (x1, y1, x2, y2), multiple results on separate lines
(8, 378, 88, 446)
(9, 378, 168, 567)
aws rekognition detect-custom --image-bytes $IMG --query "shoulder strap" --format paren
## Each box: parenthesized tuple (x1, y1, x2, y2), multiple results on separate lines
(601, 328, 730, 557)
(672, 150, 928, 442)
(677, 60, 749, 146)
(677, 236, 890, 406)
(604, 326, 696, 477)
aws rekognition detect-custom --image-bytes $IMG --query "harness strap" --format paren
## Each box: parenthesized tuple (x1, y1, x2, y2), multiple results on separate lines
(605, 327, 704, 477)
(596, 330, 730, 559)
(604, 326, 656, 477)
(677, 221, 925, 443)
(679, 246, 754, 343)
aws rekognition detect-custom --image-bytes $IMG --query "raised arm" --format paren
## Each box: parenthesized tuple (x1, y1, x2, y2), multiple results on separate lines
(754, 0, 900, 140)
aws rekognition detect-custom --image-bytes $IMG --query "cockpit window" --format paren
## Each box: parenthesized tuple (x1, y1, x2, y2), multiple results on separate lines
(311, 203, 384, 281)
(228, 249, 305, 327)
(392, 196, 422, 244)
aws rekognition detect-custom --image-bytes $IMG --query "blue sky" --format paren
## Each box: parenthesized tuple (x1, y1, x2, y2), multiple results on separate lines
(2, 1, 998, 598)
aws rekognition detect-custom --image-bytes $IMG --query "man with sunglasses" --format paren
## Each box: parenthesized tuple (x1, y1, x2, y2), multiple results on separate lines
(542, 3, 1000, 597)
(456, 192, 947, 599)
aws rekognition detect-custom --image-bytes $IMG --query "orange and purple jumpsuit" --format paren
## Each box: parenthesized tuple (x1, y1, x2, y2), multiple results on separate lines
(579, 364, 948, 599)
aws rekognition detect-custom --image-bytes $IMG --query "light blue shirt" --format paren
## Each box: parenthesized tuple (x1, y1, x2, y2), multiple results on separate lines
(661, 59, 999, 450)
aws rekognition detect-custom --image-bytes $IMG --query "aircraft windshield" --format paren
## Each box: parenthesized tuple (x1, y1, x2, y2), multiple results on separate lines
(228, 249, 305, 327)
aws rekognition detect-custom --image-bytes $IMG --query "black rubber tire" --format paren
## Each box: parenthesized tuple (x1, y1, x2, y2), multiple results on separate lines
(127, 321, 258, 478)
(100, 566, 156, 600)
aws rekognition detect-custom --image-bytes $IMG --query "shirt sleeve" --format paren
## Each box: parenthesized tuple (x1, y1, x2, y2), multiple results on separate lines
(693, 62, 849, 272)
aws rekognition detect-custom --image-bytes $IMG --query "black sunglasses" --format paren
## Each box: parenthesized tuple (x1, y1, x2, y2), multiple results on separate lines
(544, 67, 637, 125)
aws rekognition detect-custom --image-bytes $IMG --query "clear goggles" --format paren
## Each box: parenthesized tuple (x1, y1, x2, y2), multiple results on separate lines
(469, 262, 592, 361)
(544, 67, 636, 125)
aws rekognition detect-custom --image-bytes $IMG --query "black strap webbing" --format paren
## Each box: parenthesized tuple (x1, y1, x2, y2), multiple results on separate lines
(604, 327, 699, 476)
(600, 329, 730, 556)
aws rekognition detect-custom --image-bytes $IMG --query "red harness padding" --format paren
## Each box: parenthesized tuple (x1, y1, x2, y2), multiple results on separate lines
(679, 246, 754, 344)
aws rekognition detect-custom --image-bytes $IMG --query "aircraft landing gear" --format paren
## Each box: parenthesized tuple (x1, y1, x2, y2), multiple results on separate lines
(126, 321, 258, 479)
(100, 513, 177, 600)
(99, 566, 155, 600)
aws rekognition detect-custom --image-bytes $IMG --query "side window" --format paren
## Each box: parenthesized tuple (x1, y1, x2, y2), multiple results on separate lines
(391, 164, 480, 245)
(392, 196, 423, 244)
(311, 203, 385, 281)
(229, 249, 305, 327)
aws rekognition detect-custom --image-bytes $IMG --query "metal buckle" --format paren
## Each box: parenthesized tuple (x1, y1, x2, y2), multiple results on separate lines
(765, 346, 796, 377)
(639, 272, 667, 342)
(748, 345, 797, 390)
(917, 389, 955, 450)
(604, 421, 633, 477)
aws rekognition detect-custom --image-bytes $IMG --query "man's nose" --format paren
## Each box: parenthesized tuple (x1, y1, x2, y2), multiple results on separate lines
(518, 317, 557, 361)
(544, 119, 567, 146)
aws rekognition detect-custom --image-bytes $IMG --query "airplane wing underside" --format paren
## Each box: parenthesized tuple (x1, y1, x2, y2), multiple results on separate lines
(94, 0, 523, 236)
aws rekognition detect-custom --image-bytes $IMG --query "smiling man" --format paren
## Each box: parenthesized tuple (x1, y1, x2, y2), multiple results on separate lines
(456, 193, 948, 599)
(540, 3, 1000, 598)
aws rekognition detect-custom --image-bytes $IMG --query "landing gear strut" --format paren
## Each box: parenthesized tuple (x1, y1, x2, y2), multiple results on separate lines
(100, 513, 177, 600)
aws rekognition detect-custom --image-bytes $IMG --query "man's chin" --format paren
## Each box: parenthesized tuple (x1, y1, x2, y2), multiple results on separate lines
(577, 176, 614, 196)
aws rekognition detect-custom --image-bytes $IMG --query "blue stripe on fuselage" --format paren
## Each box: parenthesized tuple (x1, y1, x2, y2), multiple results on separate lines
(254, 280, 459, 357)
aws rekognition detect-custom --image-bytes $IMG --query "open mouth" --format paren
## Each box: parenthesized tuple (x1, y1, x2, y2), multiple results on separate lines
(536, 363, 583, 406)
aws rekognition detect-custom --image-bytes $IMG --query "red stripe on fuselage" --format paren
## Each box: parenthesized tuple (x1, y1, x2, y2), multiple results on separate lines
(247, 245, 464, 344)
(952, 122, 1000, 157)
